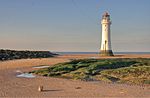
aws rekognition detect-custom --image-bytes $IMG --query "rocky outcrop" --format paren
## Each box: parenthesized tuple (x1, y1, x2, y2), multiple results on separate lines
(0, 49, 58, 61)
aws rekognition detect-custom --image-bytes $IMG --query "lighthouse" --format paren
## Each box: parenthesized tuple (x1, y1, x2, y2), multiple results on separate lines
(100, 12, 114, 56)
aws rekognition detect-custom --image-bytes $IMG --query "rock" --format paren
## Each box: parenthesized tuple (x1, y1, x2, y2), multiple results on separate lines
(38, 86, 43, 92)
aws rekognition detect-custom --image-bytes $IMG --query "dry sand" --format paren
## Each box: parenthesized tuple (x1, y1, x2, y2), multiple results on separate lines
(0, 54, 150, 98)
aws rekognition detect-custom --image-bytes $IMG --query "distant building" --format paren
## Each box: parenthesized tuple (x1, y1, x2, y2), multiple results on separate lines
(100, 12, 114, 56)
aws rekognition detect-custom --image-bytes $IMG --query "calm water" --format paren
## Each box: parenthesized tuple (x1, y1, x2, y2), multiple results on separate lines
(56, 52, 150, 55)
(33, 65, 50, 69)
(16, 73, 35, 78)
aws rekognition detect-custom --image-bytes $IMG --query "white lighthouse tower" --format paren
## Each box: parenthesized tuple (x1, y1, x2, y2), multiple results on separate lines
(100, 12, 114, 56)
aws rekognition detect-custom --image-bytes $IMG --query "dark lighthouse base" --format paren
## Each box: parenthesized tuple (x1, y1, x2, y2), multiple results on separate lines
(100, 50, 114, 56)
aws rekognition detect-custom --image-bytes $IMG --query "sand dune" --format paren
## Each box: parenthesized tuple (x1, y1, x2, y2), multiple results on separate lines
(0, 54, 150, 97)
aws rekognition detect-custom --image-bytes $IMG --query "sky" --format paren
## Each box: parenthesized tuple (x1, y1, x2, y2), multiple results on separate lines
(0, 0, 150, 52)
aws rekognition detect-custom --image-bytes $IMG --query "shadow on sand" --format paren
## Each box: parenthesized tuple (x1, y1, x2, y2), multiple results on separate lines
(42, 89, 63, 92)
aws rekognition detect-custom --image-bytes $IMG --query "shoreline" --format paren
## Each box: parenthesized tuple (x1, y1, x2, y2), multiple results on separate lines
(1, 53, 150, 61)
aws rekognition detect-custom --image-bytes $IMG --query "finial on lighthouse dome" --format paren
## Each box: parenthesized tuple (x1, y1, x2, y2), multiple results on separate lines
(104, 11, 109, 15)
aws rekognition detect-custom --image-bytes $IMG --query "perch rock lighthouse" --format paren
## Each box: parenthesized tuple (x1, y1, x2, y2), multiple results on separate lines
(100, 12, 114, 56)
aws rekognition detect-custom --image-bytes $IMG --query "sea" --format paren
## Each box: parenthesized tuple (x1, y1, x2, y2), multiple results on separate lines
(56, 52, 150, 55)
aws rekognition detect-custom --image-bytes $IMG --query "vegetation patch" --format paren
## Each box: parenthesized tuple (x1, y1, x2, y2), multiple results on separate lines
(32, 58, 150, 84)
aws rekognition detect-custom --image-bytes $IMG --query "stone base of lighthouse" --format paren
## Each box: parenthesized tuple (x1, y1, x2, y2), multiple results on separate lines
(100, 50, 114, 56)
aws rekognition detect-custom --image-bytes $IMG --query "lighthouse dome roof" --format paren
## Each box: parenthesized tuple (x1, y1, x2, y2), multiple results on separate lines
(103, 12, 110, 17)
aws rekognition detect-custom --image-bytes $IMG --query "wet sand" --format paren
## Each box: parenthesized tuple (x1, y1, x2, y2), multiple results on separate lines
(0, 54, 150, 97)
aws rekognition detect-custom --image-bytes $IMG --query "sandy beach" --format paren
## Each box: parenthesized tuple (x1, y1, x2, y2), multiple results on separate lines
(0, 54, 150, 97)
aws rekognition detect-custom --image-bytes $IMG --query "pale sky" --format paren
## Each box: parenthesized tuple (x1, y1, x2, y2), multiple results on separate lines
(0, 0, 150, 52)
